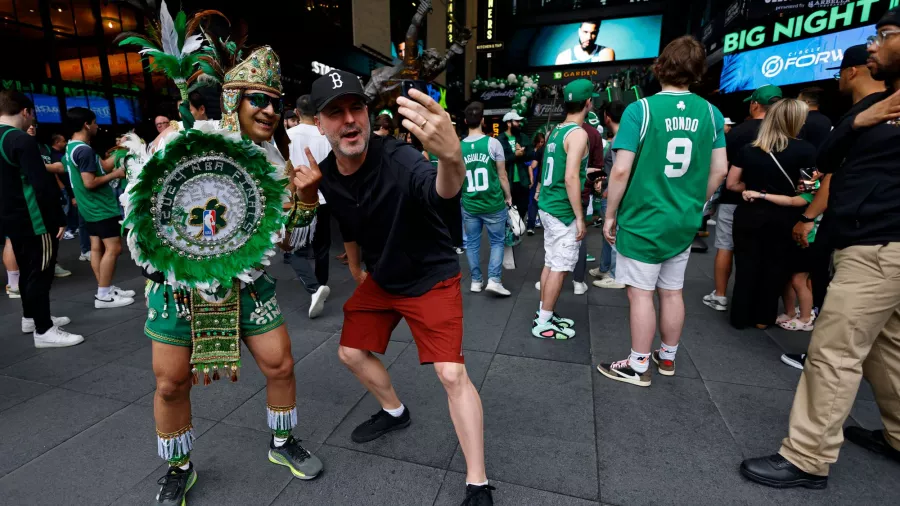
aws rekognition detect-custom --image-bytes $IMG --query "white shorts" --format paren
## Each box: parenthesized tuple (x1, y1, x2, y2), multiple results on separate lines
(539, 210, 581, 272)
(615, 247, 691, 291)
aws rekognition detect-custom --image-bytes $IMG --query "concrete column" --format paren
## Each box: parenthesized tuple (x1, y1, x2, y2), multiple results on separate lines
(426, 1, 448, 85)
(352, 0, 391, 57)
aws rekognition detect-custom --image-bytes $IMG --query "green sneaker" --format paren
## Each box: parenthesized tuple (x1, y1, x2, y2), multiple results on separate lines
(6, 285, 20, 299)
(268, 435, 323, 480)
(586, 254, 596, 262)
(532, 318, 575, 339)
(153, 463, 197, 506)
(533, 311, 574, 329)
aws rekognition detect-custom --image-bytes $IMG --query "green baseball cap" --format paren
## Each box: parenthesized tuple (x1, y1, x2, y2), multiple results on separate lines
(743, 84, 783, 104)
(563, 79, 600, 103)
(586, 111, 601, 127)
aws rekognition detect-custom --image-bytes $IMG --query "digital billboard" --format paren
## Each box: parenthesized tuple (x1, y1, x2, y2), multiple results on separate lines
(720, 24, 872, 93)
(508, 15, 663, 68)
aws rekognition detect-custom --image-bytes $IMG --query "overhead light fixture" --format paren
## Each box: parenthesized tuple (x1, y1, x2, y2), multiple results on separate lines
(108, 21, 113, 28)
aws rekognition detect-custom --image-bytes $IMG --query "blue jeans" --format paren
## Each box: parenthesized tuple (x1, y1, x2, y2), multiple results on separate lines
(77, 213, 90, 255)
(527, 167, 540, 229)
(463, 207, 507, 283)
(599, 198, 616, 277)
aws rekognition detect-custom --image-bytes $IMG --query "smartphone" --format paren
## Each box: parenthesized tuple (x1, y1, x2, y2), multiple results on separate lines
(401, 80, 429, 100)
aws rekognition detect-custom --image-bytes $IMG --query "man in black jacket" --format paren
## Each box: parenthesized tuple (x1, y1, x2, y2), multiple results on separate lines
(741, 9, 900, 489)
(500, 112, 534, 223)
(0, 90, 81, 348)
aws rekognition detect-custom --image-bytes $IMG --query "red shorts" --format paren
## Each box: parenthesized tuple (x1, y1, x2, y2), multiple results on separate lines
(340, 274, 464, 364)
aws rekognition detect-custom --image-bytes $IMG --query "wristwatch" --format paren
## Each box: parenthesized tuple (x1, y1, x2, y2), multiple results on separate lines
(799, 214, 816, 223)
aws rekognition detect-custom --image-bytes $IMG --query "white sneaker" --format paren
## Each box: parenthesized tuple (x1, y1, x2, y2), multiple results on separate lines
(485, 280, 511, 297)
(22, 316, 71, 333)
(6, 284, 20, 298)
(593, 277, 625, 289)
(95, 294, 135, 309)
(535, 281, 541, 290)
(34, 326, 84, 348)
(455, 247, 466, 255)
(110, 285, 136, 298)
(78, 252, 91, 262)
(308, 285, 330, 319)
(707, 219, 717, 226)
(573, 281, 589, 295)
(702, 291, 728, 311)
(54, 264, 72, 278)
(588, 267, 608, 279)
(470, 280, 484, 293)
(63, 231, 75, 240)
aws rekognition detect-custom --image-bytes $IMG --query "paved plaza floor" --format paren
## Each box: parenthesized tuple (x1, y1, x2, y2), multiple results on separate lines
(0, 226, 895, 505)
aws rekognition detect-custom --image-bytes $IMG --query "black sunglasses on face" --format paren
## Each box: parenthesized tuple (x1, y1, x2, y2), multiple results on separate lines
(244, 93, 284, 114)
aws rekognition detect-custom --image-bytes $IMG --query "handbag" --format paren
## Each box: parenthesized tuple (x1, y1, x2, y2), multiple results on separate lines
(507, 205, 526, 237)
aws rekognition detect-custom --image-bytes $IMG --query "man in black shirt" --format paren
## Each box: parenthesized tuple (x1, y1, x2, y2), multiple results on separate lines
(703, 84, 782, 313)
(797, 86, 833, 149)
(303, 71, 494, 505)
(741, 9, 900, 489)
(0, 90, 81, 348)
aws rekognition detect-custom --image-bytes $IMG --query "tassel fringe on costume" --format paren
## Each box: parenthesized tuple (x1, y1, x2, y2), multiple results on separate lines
(157, 424, 194, 461)
(267, 404, 298, 436)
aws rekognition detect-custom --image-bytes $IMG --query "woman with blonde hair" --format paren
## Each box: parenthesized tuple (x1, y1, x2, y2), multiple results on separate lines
(725, 98, 818, 329)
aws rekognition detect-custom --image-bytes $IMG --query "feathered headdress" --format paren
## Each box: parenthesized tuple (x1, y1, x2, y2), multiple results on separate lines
(115, 1, 224, 125)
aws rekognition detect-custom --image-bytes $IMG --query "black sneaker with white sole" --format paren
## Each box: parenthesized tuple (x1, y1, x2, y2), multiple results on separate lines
(153, 463, 197, 505)
(461, 484, 495, 505)
(596, 359, 651, 387)
(780, 353, 806, 370)
(351, 407, 411, 443)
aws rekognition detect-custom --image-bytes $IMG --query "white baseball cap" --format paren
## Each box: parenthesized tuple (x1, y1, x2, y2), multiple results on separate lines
(502, 111, 524, 122)
(724, 117, 736, 125)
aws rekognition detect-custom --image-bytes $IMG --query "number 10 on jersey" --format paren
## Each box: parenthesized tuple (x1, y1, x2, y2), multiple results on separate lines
(466, 167, 490, 192)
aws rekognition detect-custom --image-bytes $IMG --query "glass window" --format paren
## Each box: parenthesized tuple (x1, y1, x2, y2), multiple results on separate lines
(54, 33, 85, 83)
(100, 1, 120, 39)
(119, 4, 137, 31)
(0, 0, 15, 21)
(114, 96, 139, 124)
(13, 0, 41, 27)
(71, 0, 95, 37)
(49, 0, 76, 35)
(2, 25, 50, 81)
(77, 43, 104, 86)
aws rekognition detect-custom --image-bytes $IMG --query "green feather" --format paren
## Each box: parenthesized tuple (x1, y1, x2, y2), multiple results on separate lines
(175, 11, 187, 50)
(118, 35, 159, 51)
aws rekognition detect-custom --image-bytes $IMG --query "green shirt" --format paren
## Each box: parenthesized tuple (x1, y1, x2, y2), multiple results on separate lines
(460, 135, 506, 215)
(503, 133, 519, 184)
(64, 141, 120, 223)
(613, 91, 726, 263)
(537, 123, 588, 225)
(800, 193, 821, 243)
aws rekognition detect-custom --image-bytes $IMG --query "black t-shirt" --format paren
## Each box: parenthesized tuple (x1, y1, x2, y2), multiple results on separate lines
(798, 110, 833, 150)
(819, 90, 900, 248)
(0, 125, 64, 237)
(319, 135, 460, 296)
(721, 119, 763, 205)
(733, 139, 816, 227)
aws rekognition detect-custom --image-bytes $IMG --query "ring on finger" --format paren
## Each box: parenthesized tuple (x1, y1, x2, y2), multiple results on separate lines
(420, 118, 428, 129)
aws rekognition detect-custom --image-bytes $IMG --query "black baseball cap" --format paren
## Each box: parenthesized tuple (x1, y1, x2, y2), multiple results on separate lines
(464, 102, 484, 125)
(310, 70, 367, 113)
(827, 44, 869, 71)
(877, 6, 900, 29)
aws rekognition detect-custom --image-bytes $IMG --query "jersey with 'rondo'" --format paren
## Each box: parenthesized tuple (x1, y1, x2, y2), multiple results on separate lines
(613, 92, 725, 264)
(538, 123, 588, 226)
(461, 136, 505, 215)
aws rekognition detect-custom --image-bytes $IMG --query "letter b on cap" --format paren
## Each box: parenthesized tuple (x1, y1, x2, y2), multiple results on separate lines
(330, 72, 343, 89)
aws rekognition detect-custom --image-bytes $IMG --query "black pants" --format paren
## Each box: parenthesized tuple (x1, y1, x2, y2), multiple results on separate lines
(808, 240, 833, 312)
(730, 208, 795, 329)
(10, 233, 58, 333)
(512, 183, 530, 223)
(573, 197, 590, 283)
(312, 203, 332, 286)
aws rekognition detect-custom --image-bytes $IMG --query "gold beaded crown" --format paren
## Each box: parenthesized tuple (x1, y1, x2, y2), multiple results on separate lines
(220, 46, 283, 131)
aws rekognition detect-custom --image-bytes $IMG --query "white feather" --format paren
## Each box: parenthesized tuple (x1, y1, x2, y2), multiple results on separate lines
(181, 34, 203, 57)
(159, 0, 179, 57)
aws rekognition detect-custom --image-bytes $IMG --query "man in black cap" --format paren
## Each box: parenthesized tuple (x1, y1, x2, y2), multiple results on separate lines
(741, 14, 900, 489)
(296, 70, 495, 505)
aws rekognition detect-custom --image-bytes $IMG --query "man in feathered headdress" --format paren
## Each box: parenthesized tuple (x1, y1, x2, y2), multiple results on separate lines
(115, 4, 324, 505)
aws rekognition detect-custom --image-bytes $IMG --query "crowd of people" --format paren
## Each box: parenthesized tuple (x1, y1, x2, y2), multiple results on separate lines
(3, 4, 900, 504)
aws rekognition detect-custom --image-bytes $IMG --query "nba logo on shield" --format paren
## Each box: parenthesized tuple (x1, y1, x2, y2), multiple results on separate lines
(203, 210, 216, 237)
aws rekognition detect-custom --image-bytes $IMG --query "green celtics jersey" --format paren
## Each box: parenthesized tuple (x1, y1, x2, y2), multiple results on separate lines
(538, 123, 588, 225)
(613, 91, 726, 263)
(64, 141, 120, 222)
(461, 135, 506, 215)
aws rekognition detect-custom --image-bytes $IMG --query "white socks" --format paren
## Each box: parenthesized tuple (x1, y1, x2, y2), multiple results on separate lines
(178, 462, 190, 471)
(628, 349, 650, 373)
(273, 435, 288, 447)
(7, 270, 19, 289)
(467, 480, 489, 487)
(384, 403, 406, 418)
(98, 286, 111, 299)
(659, 342, 679, 361)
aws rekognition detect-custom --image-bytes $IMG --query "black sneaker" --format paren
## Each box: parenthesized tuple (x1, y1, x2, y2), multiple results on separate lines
(351, 407, 411, 443)
(740, 454, 827, 489)
(780, 353, 806, 370)
(596, 359, 651, 387)
(283, 252, 292, 264)
(154, 463, 197, 505)
(268, 435, 323, 479)
(844, 427, 900, 463)
(461, 484, 495, 506)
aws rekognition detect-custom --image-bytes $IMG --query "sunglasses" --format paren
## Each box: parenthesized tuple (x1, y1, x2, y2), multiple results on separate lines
(244, 93, 283, 114)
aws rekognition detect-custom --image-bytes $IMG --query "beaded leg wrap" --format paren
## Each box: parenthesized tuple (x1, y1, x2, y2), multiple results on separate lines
(157, 424, 194, 466)
(267, 403, 297, 438)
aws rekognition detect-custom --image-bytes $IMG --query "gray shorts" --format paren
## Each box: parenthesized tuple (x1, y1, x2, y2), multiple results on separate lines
(714, 204, 737, 251)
